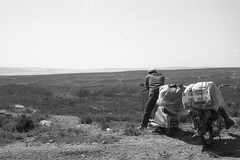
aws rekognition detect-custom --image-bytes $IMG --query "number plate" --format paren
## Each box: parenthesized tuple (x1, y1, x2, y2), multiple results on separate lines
(194, 119, 204, 128)
(170, 118, 178, 127)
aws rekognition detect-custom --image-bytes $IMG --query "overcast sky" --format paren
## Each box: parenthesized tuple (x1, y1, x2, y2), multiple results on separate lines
(0, 0, 240, 69)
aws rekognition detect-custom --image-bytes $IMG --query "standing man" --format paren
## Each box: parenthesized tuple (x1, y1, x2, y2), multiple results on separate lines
(138, 68, 165, 130)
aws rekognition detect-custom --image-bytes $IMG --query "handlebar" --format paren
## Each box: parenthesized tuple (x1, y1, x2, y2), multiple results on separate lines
(218, 84, 230, 89)
(141, 89, 148, 92)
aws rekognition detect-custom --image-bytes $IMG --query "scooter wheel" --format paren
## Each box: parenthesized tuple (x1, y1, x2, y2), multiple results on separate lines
(200, 119, 213, 148)
(200, 130, 213, 148)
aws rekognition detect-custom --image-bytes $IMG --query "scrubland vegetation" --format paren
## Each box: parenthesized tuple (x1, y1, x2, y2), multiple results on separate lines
(0, 68, 240, 146)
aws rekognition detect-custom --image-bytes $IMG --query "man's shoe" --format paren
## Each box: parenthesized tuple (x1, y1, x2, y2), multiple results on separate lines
(192, 132, 200, 138)
(137, 126, 146, 131)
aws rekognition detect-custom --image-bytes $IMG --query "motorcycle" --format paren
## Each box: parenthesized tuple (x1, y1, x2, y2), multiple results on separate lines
(141, 84, 189, 137)
(149, 104, 180, 137)
(192, 107, 225, 148)
(184, 83, 231, 148)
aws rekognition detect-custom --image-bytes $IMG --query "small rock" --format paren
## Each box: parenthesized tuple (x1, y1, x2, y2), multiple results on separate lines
(81, 154, 85, 158)
(48, 139, 54, 143)
(39, 120, 52, 127)
(102, 140, 108, 144)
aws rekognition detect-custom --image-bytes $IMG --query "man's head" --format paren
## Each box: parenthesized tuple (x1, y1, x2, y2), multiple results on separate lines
(148, 68, 157, 74)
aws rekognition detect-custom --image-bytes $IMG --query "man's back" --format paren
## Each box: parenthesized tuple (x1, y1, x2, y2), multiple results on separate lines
(146, 73, 165, 93)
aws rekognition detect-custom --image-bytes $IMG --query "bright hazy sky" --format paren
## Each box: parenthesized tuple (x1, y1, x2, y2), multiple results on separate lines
(1, 0, 240, 69)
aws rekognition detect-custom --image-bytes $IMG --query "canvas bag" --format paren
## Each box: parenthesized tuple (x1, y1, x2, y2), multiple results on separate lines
(156, 84, 189, 116)
(182, 81, 225, 111)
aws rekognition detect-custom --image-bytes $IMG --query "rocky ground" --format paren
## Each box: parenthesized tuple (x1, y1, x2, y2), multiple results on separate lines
(0, 115, 240, 160)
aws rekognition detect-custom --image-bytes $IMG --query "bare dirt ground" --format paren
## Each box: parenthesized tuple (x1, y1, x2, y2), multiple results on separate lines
(0, 115, 240, 160)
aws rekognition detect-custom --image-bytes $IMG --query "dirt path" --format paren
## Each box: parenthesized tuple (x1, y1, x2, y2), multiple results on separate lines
(0, 115, 240, 160)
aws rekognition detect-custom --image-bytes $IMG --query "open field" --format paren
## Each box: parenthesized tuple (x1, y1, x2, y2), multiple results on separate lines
(0, 68, 240, 159)
(1, 68, 240, 114)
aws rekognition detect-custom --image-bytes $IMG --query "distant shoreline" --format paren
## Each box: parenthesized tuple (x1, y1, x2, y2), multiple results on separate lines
(1, 66, 239, 76)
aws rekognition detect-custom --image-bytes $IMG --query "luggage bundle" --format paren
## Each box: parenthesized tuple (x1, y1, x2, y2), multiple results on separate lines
(182, 81, 225, 111)
(156, 84, 189, 116)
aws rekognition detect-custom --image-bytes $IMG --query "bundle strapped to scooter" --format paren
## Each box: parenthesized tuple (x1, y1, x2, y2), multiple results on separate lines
(182, 81, 225, 111)
(156, 84, 190, 116)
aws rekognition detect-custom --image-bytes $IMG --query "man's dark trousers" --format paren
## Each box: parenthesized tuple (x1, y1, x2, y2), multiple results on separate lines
(141, 92, 159, 128)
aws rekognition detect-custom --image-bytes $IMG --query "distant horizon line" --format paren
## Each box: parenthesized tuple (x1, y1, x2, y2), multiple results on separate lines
(0, 66, 217, 70)
(1, 66, 240, 76)
(2, 66, 240, 71)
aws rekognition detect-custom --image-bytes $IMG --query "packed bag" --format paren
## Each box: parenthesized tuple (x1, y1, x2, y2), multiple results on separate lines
(156, 84, 189, 116)
(182, 81, 225, 111)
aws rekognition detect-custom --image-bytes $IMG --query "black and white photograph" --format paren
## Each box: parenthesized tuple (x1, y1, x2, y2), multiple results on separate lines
(0, 0, 240, 159)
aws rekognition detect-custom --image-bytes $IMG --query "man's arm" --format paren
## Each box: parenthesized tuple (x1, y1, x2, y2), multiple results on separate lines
(145, 76, 149, 91)
(141, 76, 149, 92)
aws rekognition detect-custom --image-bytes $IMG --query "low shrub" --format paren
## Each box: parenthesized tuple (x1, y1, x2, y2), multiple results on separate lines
(106, 114, 122, 121)
(120, 113, 142, 122)
(81, 114, 93, 124)
(15, 115, 34, 132)
(123, 123, 141, 136)
(76, 88, 91, 98)
(95, 116, 110, 130)
(0, 130, 24, 146)
(80, 114, 110, 130)
(0, 111, 48, 146)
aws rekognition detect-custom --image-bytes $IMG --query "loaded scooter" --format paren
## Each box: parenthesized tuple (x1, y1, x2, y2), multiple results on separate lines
(182, 82, 235, 148)
(141, 84, 190, 137)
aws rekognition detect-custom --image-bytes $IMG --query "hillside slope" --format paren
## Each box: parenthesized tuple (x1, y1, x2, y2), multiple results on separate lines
(0, 115, 239, 160)
(1, 68, 240, 159)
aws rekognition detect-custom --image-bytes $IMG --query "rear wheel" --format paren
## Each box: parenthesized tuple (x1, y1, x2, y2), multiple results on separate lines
(200, 119, 213, 148)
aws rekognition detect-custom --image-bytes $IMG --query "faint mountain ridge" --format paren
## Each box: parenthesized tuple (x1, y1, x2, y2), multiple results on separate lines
(0, 66, 215, 76)
(0, 67, 140, 75)
(0, 67, 80, 76)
